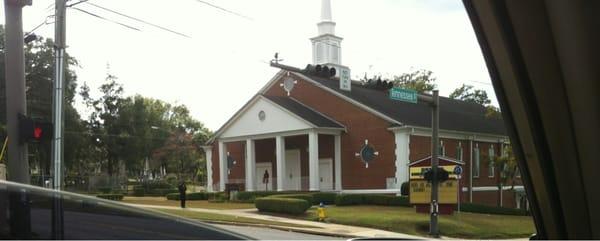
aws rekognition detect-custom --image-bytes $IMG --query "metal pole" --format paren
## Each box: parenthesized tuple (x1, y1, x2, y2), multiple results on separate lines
(429, 90, 439, 237)
(4, 0, 31, 185)
(52, 0, 67, 192)
(51, 0, 66, 239)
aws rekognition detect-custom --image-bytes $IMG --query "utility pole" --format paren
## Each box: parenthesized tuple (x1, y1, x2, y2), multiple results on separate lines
(52, 0, 66, 191)
(4, 0, 32, 184)
(4, 1, 33, 238)
(52, 0, 67, 239)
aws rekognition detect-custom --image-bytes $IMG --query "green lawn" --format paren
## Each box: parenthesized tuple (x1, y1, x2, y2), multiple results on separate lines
(121, 196, 255, 209)
(301, 205, 534, 239)
(152, 208, 319, 229)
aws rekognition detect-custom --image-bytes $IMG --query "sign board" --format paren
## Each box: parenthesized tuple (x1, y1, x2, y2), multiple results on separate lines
(390, 87, 417, 103)
(410, 179, 458, 204)
(410, 165, 460, 179)
(339, 66, 351, 91)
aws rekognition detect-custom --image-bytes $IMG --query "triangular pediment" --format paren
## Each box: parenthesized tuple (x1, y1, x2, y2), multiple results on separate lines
(220, 96, 314, 139)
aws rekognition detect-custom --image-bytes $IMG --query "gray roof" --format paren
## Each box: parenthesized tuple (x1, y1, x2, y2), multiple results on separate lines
(295, 73, 506, 136)
(264, 95, 345, 129)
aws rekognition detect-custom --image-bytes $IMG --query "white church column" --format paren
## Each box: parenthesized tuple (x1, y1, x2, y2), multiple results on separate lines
(218, 141, 227, 192)
(275, 136, 286, 191)
(202, 146, 214, 192)
(334, 134, 342, 191)
(309, 130, 320, 191)
(394, 130, 410, 189)
(245, 139, 256, 191)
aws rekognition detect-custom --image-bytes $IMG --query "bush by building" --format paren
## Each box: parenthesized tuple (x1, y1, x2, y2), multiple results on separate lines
(335, 194, 410, 207)
(269, 194, 313, 205)
(255, 197, 311, 215)
(311, 192, 337, 205)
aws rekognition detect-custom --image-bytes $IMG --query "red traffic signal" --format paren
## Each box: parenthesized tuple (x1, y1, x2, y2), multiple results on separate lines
(18, 114, 53, 143)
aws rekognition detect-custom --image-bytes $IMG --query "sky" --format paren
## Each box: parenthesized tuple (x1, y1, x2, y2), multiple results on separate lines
(1, 0, 496, 131)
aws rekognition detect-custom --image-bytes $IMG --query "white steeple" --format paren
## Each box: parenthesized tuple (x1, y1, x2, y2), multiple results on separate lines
(311, 0, 342, 65)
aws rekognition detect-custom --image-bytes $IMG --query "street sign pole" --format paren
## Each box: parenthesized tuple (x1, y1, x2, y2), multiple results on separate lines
(429, 90, 439, 237)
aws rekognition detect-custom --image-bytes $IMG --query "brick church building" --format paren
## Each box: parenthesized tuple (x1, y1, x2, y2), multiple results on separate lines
(202, 0, 526, 208)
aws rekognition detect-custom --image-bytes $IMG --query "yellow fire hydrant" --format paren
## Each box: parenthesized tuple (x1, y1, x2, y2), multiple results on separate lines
(317, 202, 327, 221)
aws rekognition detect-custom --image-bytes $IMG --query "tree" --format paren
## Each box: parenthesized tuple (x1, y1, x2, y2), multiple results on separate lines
(449, 84, 491, 106)
(491, 144, 519, 207)
(0, 25, 86, 178)
(392, 69, 436, 93)
(80, 73, 126, 176)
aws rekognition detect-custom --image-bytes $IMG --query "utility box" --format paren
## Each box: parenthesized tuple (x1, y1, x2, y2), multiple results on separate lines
(408, 156, 464, 215)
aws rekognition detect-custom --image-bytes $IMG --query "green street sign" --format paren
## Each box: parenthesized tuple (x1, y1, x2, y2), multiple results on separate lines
(390, 87, 418, 103)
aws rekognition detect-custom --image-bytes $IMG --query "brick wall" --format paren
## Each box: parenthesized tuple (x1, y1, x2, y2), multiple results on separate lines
(265, 75, 396, 189)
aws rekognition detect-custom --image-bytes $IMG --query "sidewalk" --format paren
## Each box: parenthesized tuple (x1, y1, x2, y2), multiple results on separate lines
(125, 203, 425, 239)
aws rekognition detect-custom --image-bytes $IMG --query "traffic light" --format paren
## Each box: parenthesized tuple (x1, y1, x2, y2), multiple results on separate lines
(423, 167, 450, 183)
(18, 114, 53, 143)
(304, 64, 337, 78)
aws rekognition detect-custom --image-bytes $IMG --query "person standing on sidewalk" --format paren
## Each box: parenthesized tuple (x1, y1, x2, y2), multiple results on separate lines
(178, 181, 187, 208)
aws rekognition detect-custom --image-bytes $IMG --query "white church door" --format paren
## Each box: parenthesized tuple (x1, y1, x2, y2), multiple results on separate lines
(319, 158, 333, 191)
(285, 149, 301, 191)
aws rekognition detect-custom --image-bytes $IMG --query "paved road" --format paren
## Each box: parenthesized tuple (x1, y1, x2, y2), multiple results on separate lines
(213, 224, 345, 240)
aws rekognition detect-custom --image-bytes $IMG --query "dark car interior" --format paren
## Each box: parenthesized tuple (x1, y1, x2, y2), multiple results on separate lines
(463, 0, 599, 239)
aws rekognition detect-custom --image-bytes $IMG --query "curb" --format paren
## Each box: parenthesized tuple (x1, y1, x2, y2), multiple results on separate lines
(202, 220, 356, 238)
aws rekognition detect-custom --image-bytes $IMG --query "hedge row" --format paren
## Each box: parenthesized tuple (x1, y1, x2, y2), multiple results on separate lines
(236, 191, 304, 202)
(335, 194, 410, 207)
(133, 186, 145, 197)
(255, 197, 311, 215)
(461, 203, 529, 216)
(166, 192, 227, 201)
(96, 194, 124, 201)
(269, 194, 313, 204)
(145, 188, 178, 197)
(311, 192, 337, 205)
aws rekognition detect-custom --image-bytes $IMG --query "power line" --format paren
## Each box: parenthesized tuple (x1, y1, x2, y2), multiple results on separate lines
(25, 15, 54, 36)
(71, 7, 141, 32)
(193, 0, 253, 21)
(67, 0, 90, 8)
(83, 2, 191, 38)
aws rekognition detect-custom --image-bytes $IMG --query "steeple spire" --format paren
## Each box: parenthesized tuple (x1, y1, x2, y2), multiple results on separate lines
(311, 0, 342, 65)
(321, 0, 332, 22)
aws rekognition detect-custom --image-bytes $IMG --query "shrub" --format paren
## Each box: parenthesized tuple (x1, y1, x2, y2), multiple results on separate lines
(270, 194, 313, 205)
(187, 192, 209, 200)
(364, 194, 410, 206)
(166, 192, 209, 201)
(166, 193, 179, 200)
(133, 186, 145, 197)
(236, 191, 280, 201)
(143, 181, 174, 190)
(400, 182, 410, 196)
(255, 197, 311, 215)
(335, 194, 365, 206)
(98, 187, 112, 194)
(236, 191, 307, 202)
(311, 192, 337, 205)
(461, 203, 529, 216)
(335, 194, 410, 206)
(145, 188, 178, 196)
(96, 194, 124, 201)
